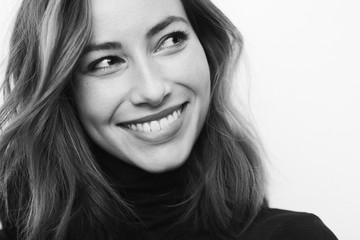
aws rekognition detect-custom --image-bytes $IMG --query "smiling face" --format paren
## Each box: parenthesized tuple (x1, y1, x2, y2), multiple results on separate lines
(74, 0, 211, 172)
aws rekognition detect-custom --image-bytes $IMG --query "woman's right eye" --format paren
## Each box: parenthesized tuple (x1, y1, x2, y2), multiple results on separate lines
(88, 56, 126, 74)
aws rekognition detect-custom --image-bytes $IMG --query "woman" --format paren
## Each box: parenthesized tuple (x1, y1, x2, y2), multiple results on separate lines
(0, 0, 337, 239)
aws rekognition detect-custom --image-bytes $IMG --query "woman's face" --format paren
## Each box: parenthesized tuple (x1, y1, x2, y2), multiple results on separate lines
(74, 0, 210, 172)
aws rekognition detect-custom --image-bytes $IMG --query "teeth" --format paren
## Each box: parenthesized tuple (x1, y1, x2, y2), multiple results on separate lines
(123, 107, 183, 132)
(167, 115, 174, 124)
(160, 118, 169, 129)
(173, 110, 179, 120)
(136, 123, 143, 131)
(143, 122, 151, 132)
(150, 121, 160, 131)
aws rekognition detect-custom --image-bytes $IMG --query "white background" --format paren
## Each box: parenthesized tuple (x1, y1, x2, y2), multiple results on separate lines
(1, 0, 360, 239)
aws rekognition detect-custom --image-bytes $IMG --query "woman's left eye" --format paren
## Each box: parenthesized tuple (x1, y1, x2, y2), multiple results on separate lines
(155, 31, 189, 53)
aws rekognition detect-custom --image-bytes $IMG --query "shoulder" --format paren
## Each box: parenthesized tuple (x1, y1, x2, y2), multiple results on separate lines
(241, 208, 338, 240)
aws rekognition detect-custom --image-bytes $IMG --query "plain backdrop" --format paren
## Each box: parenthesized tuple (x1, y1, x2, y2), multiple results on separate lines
(1, 0, 359, 239)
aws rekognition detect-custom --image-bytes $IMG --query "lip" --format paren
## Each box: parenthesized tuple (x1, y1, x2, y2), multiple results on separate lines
(118, 102, 187, 125)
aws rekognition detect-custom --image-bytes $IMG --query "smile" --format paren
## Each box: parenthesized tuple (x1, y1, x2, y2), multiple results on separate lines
(121, 104, 185, 132)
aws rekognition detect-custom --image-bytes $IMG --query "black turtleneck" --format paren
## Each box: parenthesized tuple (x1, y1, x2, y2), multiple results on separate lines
(91, 142, 188, 237)
(89, 143, 338, 240)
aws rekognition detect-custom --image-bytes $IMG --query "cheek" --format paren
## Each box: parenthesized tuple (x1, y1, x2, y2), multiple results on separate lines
(73, 78, 122, 125)
(167, 40, 211, 95)
(185, 44, 211, 99)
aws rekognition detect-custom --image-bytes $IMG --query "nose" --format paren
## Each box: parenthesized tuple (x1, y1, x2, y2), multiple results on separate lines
(129, 58, 171, 107)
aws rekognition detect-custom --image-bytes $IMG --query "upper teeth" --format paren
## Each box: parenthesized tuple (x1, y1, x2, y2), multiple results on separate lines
(125, 108, 182, 132)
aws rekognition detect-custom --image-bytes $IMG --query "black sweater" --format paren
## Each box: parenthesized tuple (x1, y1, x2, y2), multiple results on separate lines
(0, 144, 338, 239)
(0, 208, 338, 239)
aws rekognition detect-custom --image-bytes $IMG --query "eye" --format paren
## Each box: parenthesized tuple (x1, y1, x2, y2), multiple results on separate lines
(88, 56, 126, 73)
(155, 31, 189, 53)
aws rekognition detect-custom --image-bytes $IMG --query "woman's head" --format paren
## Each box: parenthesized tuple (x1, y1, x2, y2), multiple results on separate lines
(73, 0, 211, 173)
(72, 0, 245, 173)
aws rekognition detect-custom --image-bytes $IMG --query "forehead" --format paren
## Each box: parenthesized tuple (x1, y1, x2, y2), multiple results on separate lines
(90, 0, 188, 43)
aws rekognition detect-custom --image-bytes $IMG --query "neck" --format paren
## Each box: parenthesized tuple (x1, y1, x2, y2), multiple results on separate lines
(90, 141, 187, 233)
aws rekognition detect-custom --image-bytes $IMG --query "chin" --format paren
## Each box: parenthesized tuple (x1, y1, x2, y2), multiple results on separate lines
(132, 149, 190, 173)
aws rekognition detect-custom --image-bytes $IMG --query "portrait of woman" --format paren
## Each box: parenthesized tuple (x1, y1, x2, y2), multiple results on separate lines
(0, 0, 343, 239)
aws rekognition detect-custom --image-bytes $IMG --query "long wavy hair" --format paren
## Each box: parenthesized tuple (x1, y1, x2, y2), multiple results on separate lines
(0, 0, 267, 239)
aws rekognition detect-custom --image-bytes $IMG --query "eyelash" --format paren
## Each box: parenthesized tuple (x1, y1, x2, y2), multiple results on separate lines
(154, 30, 189, 53)
(87, 30, 189, 73)
(88, 56, 125, 72)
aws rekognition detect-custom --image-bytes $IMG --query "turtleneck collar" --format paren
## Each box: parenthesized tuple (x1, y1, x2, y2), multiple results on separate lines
(90, 141, 187, 234)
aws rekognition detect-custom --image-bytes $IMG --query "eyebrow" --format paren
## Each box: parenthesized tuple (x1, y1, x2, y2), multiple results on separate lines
(83, 15, 188, 55)
(83, 42, 122, 55)
(146, 15, 188, 38)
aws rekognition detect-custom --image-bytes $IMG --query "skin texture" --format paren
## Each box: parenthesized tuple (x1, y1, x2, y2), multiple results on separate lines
(74, 0, 211, 172)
